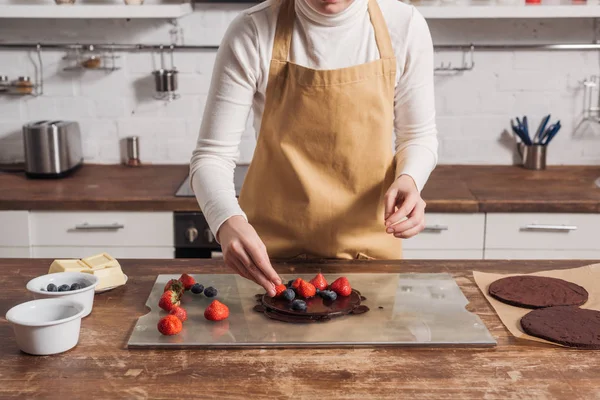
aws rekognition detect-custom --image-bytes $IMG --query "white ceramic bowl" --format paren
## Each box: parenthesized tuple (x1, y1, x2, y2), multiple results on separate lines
(5, 298, 85, 355)
(26, 272, 99, 317)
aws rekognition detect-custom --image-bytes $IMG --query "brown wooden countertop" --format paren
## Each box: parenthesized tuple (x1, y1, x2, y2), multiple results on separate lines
(0, 164, 599, 212)
(0, 259, 599, 399)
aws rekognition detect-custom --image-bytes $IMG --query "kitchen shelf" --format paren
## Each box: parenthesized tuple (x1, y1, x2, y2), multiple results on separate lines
(418, 4, 600, 19)
(0, 3, 192, 19)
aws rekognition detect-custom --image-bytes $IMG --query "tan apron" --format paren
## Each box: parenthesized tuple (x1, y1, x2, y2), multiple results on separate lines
(238, 0, 402, 260)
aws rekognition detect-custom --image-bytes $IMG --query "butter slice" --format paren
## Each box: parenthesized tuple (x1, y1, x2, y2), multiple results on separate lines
(48, 253, 126, 291)
(49, 259, 90, 274)
(81, 253, 126, 290)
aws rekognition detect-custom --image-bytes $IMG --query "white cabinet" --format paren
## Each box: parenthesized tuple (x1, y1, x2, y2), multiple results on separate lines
(32, 246, 173, 259)
(0, 211, 30, 258)
(485, 213, 600, 260)
(402, 213, 485, 259)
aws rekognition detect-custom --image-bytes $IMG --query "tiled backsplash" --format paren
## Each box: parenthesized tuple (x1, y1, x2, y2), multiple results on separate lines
(1, 2, 599, 166)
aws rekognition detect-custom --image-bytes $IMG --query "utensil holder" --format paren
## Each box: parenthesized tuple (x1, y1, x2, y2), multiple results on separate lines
(518, 144, 546, 170)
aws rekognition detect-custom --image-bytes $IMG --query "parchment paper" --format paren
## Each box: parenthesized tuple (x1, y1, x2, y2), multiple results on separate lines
(473, 263, 600, 346)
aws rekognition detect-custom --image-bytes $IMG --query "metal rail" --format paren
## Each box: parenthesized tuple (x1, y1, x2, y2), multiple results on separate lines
(0, 42, 600, 51)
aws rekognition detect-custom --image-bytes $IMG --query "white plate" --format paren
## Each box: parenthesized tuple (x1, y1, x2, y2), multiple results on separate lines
(95, 274, 128, 294)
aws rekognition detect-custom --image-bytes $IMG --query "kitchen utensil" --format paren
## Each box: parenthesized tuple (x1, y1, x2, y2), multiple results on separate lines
(153, 46, 179, 101)
(582, 76, 600, 122)
(128, 273, 496, 348)
(26, 272, 99, 317)
(125, 136, 141, 167)
(5, 298, 84, 355)
(518, 143, 546, 170)
(22, 120, 83, 178)
(511, 119, 531, 145)
(534, 114, 551, 144)
(543, 121, 561, 145)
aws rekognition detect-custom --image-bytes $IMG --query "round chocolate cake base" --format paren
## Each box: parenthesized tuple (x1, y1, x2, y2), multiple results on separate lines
(520, 306, 600, 349)
(253, 290, 369, 323)
(489, 275, 588, 309)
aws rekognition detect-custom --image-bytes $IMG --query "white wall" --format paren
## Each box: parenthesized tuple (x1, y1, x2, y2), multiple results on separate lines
(0, 2, 599, 166)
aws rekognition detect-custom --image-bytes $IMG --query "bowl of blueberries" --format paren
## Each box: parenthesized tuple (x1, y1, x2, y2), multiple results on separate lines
(26, 272, 100, 317)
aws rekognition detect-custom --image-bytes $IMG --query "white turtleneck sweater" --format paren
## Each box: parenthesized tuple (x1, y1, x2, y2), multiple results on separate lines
(190, 0, 438, 237)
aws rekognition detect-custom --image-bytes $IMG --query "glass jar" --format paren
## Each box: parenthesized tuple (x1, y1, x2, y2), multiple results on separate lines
(0, 76, 9, 93)
(13, 76, 33, 95)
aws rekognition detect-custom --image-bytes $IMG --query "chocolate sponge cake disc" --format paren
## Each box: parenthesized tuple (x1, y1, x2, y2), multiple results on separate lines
(520, 306, 600, 349)
(489, 275, 588, 309)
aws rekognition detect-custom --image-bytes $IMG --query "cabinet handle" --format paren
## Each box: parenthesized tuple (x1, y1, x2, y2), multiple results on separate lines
(423, 225, 449, 233)
(73, 223, 124, 231)
(520, 224, 578, 232)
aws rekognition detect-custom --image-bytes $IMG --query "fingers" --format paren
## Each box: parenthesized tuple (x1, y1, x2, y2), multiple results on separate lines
(386, 193, 418, 227)
(245, 242, 280, 297)
(389, 201, 426, 238)
(384, 188, 398, 220)
(394, 223, 424, 239)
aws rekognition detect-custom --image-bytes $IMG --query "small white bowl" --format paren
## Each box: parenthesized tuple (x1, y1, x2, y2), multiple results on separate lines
(26, 272, 99, 317)
(5, 298, 85, 355)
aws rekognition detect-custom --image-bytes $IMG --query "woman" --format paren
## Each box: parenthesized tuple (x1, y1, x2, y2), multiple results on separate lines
(190, 0, 438, 296)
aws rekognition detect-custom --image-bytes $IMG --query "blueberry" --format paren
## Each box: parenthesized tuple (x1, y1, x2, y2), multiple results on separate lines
(282, 288, 295, 302)
(58, 284, 71, 292)
(291, 299, 307, 311)
(191, 283, 204, 294)
(47, 283, 58, 292)
(319, 290, 337, 301)
(70, 283, 82, 291)
(204, 286, 218, 298)
(287, 279, 294, 288)
(315, 288, 321, 294)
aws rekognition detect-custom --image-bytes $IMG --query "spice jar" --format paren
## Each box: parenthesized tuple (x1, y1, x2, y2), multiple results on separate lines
(81, 56, 101, 69)
(13, 76, 34, 95)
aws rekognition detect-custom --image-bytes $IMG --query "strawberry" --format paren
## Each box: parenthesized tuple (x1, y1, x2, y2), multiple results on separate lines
(157, 315, 183, 336)
(178, 274, 196, 290)
(158, 290, 180, 312)
(309, 273, 328, 291)
(330, 277, 352, 297)
(164, 279, 185, 298)
(169, 306, 188, 322)
(291, 278, 303, 289)
(297, 280, 316, 298)
(275, 284, 287, 297)
(204, 300, 230, 322)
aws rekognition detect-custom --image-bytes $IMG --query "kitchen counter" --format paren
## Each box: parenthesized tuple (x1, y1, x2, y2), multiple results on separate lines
(0, 259, 599, 399)
(0, 164, 599, 212)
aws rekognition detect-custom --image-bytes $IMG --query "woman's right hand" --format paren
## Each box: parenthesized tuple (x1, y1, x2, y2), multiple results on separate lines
(217, 215, 281, 297)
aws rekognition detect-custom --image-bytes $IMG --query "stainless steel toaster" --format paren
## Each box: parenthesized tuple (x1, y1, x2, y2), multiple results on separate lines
(22, 120, 83, 178)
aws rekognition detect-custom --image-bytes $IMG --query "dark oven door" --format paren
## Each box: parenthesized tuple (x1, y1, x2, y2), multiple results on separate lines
(174, 212, 222, 258)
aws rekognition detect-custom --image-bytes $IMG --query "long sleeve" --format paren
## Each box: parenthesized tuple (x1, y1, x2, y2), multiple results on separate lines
(189, 13, 260, 237)
(393, 8, 439, 192)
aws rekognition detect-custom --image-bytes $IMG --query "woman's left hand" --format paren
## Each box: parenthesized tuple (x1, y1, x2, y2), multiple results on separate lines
(383, 175, 426, 239)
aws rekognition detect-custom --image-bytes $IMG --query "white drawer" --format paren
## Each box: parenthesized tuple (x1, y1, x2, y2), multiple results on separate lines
(401, 213, 485, 250)
(0, 211, 30, 247)
(403, 249, 483, 260)
(485, 213, 600, 250)
(32, 246, 174, 259)
(30, 212, 174, 247)
(485, 249, 600, 260)
(0, 247, 31, 258)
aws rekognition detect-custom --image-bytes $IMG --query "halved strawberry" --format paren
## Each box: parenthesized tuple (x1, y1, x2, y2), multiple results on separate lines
(297, 280, 316, 298)
(330, 277, 352, 297)
(159, 290, 180, 312)
(309, 273, 328, 291)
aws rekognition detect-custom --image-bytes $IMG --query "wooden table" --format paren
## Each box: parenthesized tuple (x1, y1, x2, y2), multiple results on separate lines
(1, 259, 599, 399)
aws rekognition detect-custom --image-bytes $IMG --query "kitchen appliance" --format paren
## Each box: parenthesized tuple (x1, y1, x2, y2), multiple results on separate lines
(22, 120, 83, 179)
(173, 165, 248, 258)
(128, 273, 496, 348)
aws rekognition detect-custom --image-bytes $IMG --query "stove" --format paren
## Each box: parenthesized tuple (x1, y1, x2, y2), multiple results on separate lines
(173, 165, 249, 258)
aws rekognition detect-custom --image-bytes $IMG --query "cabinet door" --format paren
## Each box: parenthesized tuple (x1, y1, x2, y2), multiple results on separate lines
(485, 250, 600, 260)
(402, 213, 485, 250)
(403, 250, 483, 260)
(0, 247, 31, 258)
(486, 213, 600, 251)
(30, 212, 173, 247)
(32, 246, 174, 259)
(0, 211, 30, 247)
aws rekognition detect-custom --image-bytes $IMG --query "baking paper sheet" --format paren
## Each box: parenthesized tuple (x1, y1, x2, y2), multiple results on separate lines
(473, 263, 600, 346)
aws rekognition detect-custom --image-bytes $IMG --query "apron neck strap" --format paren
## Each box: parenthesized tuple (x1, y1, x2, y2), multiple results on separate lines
(272, 0, 395, 62)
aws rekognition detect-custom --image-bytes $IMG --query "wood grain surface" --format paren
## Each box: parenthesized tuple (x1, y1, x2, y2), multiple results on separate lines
(1, 164, 599, 212)
(1, 259, 599, 399)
